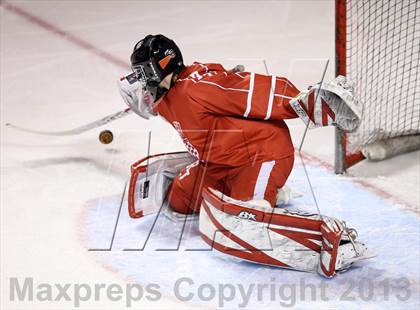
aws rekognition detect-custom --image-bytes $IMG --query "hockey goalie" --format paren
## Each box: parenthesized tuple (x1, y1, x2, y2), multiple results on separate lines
(119, 34, 372, 278)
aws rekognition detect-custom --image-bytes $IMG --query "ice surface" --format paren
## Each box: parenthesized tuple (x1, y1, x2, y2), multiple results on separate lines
(84, 162, 419, 309)
(1, 1, 419, 309)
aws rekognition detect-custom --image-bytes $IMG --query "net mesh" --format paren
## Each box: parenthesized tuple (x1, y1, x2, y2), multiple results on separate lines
(345, 0, 420, 153)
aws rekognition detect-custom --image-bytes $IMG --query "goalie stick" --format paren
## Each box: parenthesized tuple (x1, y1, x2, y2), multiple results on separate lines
(5, 108, 133, 136)
(5, 65, 246, 137)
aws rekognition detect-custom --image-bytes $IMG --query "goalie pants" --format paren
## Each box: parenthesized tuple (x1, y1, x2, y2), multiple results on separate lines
(167, 156, 294, 214)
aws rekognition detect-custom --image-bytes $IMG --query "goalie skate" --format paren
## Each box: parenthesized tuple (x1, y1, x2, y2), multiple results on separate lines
(335, 242, 375, 274)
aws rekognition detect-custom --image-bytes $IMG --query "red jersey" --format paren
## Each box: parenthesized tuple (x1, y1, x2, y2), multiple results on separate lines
(154, 62, 300, 167)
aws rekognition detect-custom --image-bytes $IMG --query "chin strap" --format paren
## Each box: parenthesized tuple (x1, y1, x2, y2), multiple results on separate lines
(170, 65, 185, 88)
(170, 73, 178, 87)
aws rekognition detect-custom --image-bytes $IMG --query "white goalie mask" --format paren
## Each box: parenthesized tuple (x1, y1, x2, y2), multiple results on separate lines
(118, 72, 158, 120)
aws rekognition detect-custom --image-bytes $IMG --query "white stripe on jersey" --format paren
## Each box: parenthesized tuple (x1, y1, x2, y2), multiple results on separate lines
(275, 77, 297, 89)
(274, 94, 294, 99)
(253, 160, 275, 200)
(195, 80, 249, 92)
(244, 73, 255, 117)
(235, 72, 247, 78)
(264, 76, 277, 120)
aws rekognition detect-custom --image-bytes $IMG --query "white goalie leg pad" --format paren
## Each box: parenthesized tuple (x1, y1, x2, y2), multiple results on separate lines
(199, 188, 324, 273)
(128, 152, 196, 218)
(290, 75, 362, 132)
(200, 189, 373, 277)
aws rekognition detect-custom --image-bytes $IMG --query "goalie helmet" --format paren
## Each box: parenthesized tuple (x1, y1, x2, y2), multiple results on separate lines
(130, 34, 184, 101)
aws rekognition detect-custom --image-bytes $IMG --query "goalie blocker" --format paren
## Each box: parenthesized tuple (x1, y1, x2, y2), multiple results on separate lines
(128, 153, 373, 278)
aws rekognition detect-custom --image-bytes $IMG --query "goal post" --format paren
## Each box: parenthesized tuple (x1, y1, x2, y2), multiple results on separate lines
(334, 0, 420, 173)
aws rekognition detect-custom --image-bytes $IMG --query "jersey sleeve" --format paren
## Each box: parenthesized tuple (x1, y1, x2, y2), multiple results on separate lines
(187, 64, 300, 121)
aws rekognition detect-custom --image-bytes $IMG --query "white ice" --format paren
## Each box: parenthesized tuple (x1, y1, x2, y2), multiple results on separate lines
(1, 1, 419, 309)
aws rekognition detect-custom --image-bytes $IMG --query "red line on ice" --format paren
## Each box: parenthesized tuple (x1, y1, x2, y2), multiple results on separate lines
(1, 1, 129, 69)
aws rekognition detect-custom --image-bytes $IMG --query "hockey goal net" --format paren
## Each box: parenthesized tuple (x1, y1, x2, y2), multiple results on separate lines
(335, 0, 420, 173)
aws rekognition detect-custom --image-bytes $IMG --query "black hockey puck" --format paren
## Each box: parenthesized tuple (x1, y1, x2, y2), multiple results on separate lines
(99, 130, 113, 144)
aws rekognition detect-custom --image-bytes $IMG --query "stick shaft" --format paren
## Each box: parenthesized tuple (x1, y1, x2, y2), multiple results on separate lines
(5, 108, 133, 136)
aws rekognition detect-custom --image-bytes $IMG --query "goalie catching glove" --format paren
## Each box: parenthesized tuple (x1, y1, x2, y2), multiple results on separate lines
(290, 75, 362, 132)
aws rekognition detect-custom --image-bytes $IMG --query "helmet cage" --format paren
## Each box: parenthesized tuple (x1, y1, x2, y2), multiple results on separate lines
(132, 60, 163, 100)
(132, 59, 161, 84)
